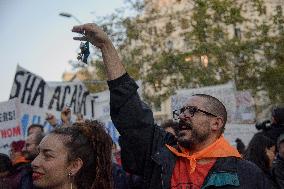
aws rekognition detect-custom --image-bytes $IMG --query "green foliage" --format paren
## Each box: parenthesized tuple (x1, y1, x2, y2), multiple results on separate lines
(69, 0, 284, 105)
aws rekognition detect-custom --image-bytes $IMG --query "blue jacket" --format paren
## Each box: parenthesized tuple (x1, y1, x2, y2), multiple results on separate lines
(108, 73, 274, 189)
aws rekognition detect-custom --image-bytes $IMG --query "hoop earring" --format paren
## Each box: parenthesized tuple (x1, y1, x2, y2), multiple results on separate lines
(68, 172, 73, 189)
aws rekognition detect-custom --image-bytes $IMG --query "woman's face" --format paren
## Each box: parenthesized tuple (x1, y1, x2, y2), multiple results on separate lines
(266, 145, 276, 168)
(31, 134, 72, 189)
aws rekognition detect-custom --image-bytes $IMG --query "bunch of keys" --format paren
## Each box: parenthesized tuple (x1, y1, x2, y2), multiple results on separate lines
(77, 41, 90, 64)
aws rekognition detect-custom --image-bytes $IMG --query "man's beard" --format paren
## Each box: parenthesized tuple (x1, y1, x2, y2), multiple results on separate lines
(177, 119, 209, 149)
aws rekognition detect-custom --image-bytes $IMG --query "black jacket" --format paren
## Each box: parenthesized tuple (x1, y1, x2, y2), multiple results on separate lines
(272, 155, 284, 189)
(108, 73, 274, 189)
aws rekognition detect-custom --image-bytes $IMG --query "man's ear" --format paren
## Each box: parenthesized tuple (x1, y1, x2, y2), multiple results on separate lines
(210, 117, 224, 132)
(68, 158, 83, 176)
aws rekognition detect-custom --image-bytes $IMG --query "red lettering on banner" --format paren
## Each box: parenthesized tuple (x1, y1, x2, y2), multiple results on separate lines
(0, 126, 22, 138)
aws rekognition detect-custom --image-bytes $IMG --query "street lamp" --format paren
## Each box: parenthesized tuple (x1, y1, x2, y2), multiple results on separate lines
(59, 12, 82, 24)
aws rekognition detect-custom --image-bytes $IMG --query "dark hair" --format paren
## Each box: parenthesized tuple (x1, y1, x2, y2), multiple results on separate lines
(193, 94, 227, 133)
(0, 153, 12, 172)
(51, 120, 113, 189)
(34, 133, 45, 145)
(160, 119, 179, 134)
(244, 133, 275, 174)
(28, 124, 44, 134)
(272, 106, 284, 124)
(235, 138, 246, 155)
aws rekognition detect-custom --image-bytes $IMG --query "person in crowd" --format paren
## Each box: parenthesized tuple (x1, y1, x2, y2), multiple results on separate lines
(112, 142, 130, 189)
(46, 106, 72, 128)
(0, 153, 13, 189)
(31, 120, 113, 189)
(262, 106, 284, 143)
(72, 23, 274, 189)
(160, 119, 179, 137)
(75, 113, 85, 123)
(112, 142, 143, 189)
(235, 138, 246, 157)
(24, 132, 45, 161)
(244, 133, 277, 187)
(27, 124, 44, 136)
(9, 140, 33, 189)
(272, 133, 284, 188)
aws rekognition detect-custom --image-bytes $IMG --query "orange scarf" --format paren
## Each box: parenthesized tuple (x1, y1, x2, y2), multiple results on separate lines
(12, 155, 30, 165)
(166, 135, 241, 174)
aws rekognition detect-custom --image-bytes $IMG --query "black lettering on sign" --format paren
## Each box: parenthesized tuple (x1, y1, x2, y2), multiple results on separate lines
(21, 74, 36, 104)
(79, 91, 89, 116)
(61, 86, 71, 110)
(9, 71, 25, 99)
(69, 86, 77, 113)
(0, 111, 16, 122)
(10, 71, 46, 108)
(91, 99, 95, 118)
(77, 85, 83, 112)
(31, 80, 46, 108)
(48, 86, 61, 111)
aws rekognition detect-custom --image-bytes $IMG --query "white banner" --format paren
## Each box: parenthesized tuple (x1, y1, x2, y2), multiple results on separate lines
(235, 91, 256, 124)
(8, 65, 121, 144)
(224, 124, 257, 146)
(0, 98, 23, 155)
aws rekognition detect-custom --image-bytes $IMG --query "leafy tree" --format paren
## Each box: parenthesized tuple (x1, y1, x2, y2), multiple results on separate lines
(69, 0, 284, 107)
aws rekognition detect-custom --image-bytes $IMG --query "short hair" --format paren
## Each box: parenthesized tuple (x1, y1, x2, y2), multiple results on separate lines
(31, 132, 45, 145)
(193, 94, 227, 133)
(28, 124, 44, 134)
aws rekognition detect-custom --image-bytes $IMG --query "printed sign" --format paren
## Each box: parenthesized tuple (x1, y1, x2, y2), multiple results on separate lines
(8, 65, 121, 144)
(0, 98, 22, 155)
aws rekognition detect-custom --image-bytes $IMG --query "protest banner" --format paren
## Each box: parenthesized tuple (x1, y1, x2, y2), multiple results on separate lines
(0, 98, 22, 155)
(8, 65, 122, 143)
(9, 65, 98, 135)
(235, 91, 256, 124)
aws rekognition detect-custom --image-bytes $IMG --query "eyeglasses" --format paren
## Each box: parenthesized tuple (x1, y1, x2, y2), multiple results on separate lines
(173, 106, 217, 120)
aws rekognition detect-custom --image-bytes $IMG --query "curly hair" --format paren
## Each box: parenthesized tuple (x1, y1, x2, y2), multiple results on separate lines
(51, 120, 113, 189)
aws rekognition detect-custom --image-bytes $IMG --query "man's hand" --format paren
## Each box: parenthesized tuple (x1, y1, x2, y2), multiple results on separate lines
(46, 113, 57, 128)
(61, 106, 71, 126)
(75, 113, 84, 124)
(72, 23, 126, 80)
(72, 23, 111, 49)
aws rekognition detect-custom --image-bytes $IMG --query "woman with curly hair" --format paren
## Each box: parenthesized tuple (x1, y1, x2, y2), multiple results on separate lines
(31, 120, 113, 189)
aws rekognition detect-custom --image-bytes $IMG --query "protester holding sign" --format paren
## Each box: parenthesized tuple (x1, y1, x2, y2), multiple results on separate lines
(31, 120, 113, 189)
(72, 23, 275, 189)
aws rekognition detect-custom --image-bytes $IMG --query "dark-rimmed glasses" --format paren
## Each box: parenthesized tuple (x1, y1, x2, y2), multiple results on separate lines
(173, 106, 217, 120)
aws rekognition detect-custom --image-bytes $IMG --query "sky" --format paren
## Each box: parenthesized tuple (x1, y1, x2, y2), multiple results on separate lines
(0, 0, 125, 102)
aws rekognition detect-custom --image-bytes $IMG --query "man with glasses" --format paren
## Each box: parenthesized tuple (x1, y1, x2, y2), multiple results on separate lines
(72, 23, 274, 189)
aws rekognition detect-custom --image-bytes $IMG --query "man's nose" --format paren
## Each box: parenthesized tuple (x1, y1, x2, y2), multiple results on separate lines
(31, 153, 40, 168)
(179, 112, 191, 120)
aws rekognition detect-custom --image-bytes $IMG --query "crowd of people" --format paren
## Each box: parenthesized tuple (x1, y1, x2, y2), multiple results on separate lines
(0, 23, 284, 189)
